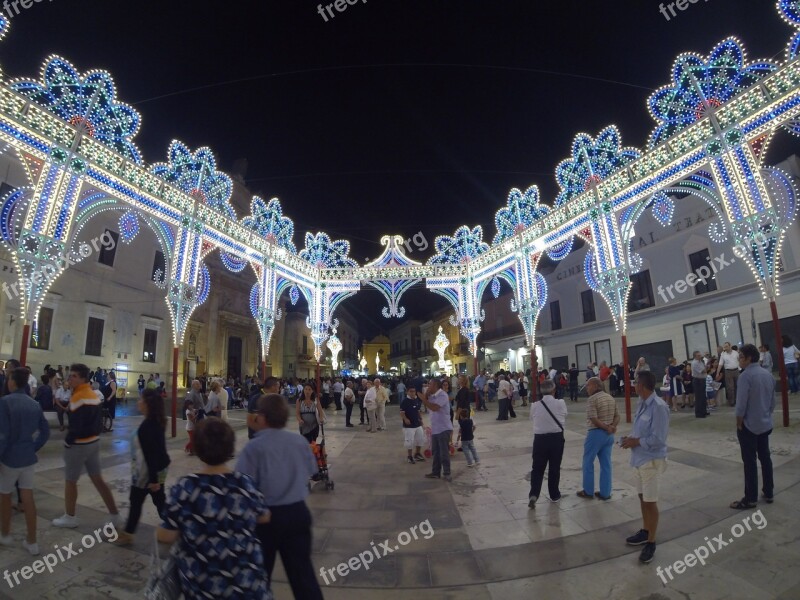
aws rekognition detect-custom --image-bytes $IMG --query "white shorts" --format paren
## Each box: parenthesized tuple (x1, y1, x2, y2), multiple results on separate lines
(634, 458, 668, 502)
(403, 426, 425, 449)
(0, 463, 35, 493)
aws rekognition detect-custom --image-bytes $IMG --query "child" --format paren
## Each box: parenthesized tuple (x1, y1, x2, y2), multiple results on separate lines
(456, 408, 479, 467)
(185, 398, 197, 455)
(706, 368, 720, 412)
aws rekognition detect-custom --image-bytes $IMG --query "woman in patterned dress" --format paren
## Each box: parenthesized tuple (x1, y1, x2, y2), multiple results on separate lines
(156, 418, 273, 599)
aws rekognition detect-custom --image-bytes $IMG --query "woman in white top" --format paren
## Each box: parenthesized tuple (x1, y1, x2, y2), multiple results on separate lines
(782, 335, 799, 393)
(528, 379, 567, 508)
(205, 380, 224, 418)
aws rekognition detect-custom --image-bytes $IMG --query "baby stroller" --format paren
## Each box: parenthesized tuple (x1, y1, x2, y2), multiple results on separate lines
(308, 421, 334, 492)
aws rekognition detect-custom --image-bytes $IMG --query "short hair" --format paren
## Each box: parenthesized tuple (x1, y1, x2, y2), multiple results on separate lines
(540, 379, 555, 394)
(70, 363, 90, 381)
(637, 370, 656, 392)
(193, 418, 235, 466)
(263, 376, 279, 391)
(427, 378, 440, 390)
(41, 374, 50, 385)
(10, 367, 29, 390)
(256, 393, 289, 428)
(740, 343, 760, 364)
(762, 343, 769, 351)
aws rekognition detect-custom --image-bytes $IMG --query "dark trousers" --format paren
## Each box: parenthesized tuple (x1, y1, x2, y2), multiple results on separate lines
(321, 393, 331, 409)
(498, 397, 509, 419)
(431, 431, 451, 476)
(125, 484, 166, 534)
(257, 502, 323, 600)
(334, 392, 342, 410)
(529, 432, 565, 500)
(569, 383, 578, 402)
(345, 401, 353, 425)
(693, 378, 707, 418)
(737, 426, 774, 503)
(359, 402, 366, 423)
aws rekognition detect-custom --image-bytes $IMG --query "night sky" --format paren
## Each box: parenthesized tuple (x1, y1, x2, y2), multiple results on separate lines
(2, 0, 796, 337)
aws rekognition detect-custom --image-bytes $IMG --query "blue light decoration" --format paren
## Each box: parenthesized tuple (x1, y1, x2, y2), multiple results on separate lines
(0, 13, 9, 41)
(365, 235, 422, 318)
(196, 264, 211, 305)
(493, 185, 549, 245)
(650, 192, 674, 227)
(646, 38, 776, 148)
(428, 225, 489, 265)
(242, 196, 296, 254)
(220, 251, 247, 273)
(491, 275, 500, 298)
(151, 141, 235, 218)
(118, 210, 139, 244)
(289, 284, 300, 305)
(300, 232, 357, 269)
(249, 282, 260, 320)
(778, 0, 800, 58)
(11, 57, 143, 163)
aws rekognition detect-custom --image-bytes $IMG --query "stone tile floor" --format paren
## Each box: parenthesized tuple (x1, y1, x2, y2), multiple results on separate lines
(0, 397, 798, 599)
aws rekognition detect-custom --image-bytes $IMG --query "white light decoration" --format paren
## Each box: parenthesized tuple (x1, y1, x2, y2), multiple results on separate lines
(0, 0, 796, 408)
(433, 326, 449, 368)
(326, 320, 342, 371)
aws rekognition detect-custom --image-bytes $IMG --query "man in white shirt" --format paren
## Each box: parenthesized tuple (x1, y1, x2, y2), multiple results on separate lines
(496, 373, 512, 420)
(332, 378, 344, 411)
(528, 379, 567, 508)
(363, 380, 377, 432)
(374, 378, 389, 431)
(717, 342, 740, 406)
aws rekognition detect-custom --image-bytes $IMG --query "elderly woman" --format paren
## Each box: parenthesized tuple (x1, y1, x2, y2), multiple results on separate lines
(205, 379, 224, 419)
(528, 379, 567, 508)
(157, 418, 273, 599)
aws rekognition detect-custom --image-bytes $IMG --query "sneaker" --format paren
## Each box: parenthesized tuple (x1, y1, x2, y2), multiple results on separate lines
(0, 534, 13, 546)
(761, 493, 774, 504)
(639, 541, 656, 563)
(52, 514, 80, 528)
(424, 473, 441, 479)
(626, 529, 649, 546)
(467, 463, 474, 468)
(443, 475, 452, 482)
(22, 541, 39, 556)
(528, 496, 537, 508)
(413, 454, 426, 462)
(549, 495, 561, 503)
(474, 461, 480, 465)
(407, 456, 416, 465)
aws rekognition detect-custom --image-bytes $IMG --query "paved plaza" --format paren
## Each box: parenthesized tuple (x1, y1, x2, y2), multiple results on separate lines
(0, 398, 798, 599)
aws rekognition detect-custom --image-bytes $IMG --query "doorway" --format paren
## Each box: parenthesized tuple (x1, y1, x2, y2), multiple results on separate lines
(227, 337, 242, 379)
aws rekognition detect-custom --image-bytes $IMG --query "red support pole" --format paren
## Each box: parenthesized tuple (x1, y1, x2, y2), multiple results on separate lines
(530, 347, 539, 402)
(19, 322, 30, 367)
(622, 334, 632, 424)
(171, 346, 179, 438)
(259, 359, 266, 382)
(316, 361, 321, 399)
(770, 300, 790, 428)
(474, 356, 479, 410)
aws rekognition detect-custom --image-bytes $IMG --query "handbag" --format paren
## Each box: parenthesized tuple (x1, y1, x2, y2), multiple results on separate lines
(143, 537, 182, 600)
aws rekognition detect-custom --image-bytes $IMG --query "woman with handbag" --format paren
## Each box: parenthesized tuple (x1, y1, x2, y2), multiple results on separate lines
(296, 383, 325, 443)
(156, 418, 273, 599)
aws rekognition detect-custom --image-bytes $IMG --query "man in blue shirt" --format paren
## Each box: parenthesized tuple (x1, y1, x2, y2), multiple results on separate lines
(236, 394, 322, 600)
(731, 343, 775, 509)
(421, 378, 453, 481)
(0, 367, 50, 555)
(621, 370, 669, 564)
(473, 373, 486, 411)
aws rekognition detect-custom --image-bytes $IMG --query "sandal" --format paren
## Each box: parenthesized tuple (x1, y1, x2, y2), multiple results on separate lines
(729, 498, 757, 510)
(576, 490, 594, 499)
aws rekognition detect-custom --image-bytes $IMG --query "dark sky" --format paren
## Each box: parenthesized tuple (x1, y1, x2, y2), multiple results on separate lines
(3, 0, 796, 337)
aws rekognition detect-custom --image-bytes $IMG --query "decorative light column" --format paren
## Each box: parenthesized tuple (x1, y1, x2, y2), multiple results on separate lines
(326, 321, 342, 372)
(433, 326, 449, 374)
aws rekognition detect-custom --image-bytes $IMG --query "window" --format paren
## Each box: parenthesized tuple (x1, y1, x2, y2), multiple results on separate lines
(628, 270, 655, 312)
(688, 249, 718, 295)
(302, 335, 308, 354)
(416, 339, 421, 351)
(581, 290, 596, 323)
(143, 328, 157, 362)
(30, 307, 54, 350)
(85, 317, 104, 356)
(98, 230, 120, 267)
(550, 301, 562, 330)
(152, 250, 166, 283)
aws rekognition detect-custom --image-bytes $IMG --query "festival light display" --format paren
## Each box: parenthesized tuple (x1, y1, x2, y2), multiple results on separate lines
(0, 3, 798, 429)
(326, 322, 342, 371)
(433, 325, 449, 372)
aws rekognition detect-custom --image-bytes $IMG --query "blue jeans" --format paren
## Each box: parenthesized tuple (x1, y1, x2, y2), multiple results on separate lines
(431, 431, 451, 476)
(461, 439, 479, 465)
(582, 428, 614, 497)
(787, 362, 799, 393)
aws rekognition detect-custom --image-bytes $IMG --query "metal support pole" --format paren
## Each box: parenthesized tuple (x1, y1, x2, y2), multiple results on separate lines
(19, 322, 30, 367)
(770, 300, 790, 427)
(171, 346, 179, 438)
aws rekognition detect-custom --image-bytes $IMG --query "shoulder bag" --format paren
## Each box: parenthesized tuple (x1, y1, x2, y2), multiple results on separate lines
(539, 399, 564, 436)
(142, 536, 181, 600)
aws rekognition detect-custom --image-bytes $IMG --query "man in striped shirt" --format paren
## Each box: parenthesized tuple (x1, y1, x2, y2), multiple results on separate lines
(52, 363, 121, 529)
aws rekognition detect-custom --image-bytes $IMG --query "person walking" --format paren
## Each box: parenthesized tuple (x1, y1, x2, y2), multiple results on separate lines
(496, 373, 512, 420)
(343, 380, 356, 427)
(237, 394, 323, 600)
(332, 377, 344, 412)
(781, 335, 799, 393)
(576, 377, 619, 501)
(101, 371, 118, 432)
(568, 363, 580, 402)
(158, 418, 273, 599)
(528, 379, 567, 508)
(730, 344, 775, 509)
(0, 367, 50, 555)
(717, 342, 740, 406)
(205, 379, 224, 419)
(456, 408, 479, 467)
(374, 378, 389, 431)
(363, 380, 377, 433)
(296, 384, 325, 442)
(691, 351, 708, 419)
(52, 364, 122, 528)
(621, 371, 669, 564)
(421, 378, 452, 481)
(400, 387, 426, 464)
(116, 389, 170, 544)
